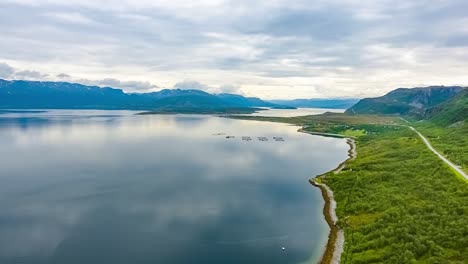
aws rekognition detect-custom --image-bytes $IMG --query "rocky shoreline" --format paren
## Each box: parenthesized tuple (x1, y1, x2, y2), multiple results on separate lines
(305, 134, 356, 264)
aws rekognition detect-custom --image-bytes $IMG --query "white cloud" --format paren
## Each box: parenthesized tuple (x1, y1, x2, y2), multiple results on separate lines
(173, 80, 244, 95)
(0, 0, 467, 99)
(43, 12, 94, 24)
(0, 61, 160, 91)
(173, 80, 209, 91)
(71, 78, 159, 91)
(97, 78, 158, 91)
(218, 84, 243, 95)
(0, 62, 15, 78)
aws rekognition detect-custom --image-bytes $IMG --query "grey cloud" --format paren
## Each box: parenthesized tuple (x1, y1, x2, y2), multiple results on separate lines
(56, 73, 71, 79)
(444, 35, 468, 47)
(43, 12, 94, 25)
(14, 70, 49, 80)
(0, 0, 467, 98)
(0, 62, 15, 78)
(251, 8, 361, 41)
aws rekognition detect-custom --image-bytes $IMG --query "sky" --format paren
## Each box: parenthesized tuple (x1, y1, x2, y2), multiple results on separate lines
(0, 0, 468, 99)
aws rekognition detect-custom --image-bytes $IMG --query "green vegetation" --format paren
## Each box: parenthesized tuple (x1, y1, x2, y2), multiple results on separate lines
(426, 89, 468, 126)
(231, 113, 468, 263)
(328, 125, 468, 263)
(414, 121, 468, 174)
(346, 86, 465, 117)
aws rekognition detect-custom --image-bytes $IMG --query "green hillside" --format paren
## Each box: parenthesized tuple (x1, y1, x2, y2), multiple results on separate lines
(425, 89, 468, 126)
(346, 86, 465, 117)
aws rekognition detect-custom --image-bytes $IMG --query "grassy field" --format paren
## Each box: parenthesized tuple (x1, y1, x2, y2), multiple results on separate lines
(231, 113, 468, 263)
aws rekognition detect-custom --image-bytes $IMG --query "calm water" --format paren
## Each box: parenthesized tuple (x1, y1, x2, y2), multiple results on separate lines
(0, 110, 349, 264)
(246, 108, 345, 117)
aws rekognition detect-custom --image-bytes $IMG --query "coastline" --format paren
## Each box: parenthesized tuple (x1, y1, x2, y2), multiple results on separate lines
(300, 127, 356, 264)
(228, 114, 468, 261)
(297, 129, 353, 139)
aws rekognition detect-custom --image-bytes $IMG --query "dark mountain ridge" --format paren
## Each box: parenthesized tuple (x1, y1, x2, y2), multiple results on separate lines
(346, 86, 465, 116)
(0, 79, 290, 112)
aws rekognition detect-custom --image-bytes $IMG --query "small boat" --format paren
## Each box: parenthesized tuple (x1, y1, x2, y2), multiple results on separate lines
(226, 136, 235, 139)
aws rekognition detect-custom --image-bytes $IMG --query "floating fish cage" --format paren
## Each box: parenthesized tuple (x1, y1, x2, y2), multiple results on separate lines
(221, 135, 285, 142)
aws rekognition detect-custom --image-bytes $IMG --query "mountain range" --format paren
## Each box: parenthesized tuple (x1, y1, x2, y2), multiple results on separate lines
(0, 79, 292, 113)
(3, 79, 466, 123)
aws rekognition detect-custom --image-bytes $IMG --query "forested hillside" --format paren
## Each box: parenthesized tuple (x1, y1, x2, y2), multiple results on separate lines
(346, 86, 465, 118)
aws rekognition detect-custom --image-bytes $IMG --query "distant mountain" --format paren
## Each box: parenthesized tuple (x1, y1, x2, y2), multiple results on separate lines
(269, 98, 359, 109)
(217, 93, 294, 109)
(0, 79, 287, 112)
(425, 89, 468, 126)
(145, 88, 211, 99)
(346, 86, 466, 116)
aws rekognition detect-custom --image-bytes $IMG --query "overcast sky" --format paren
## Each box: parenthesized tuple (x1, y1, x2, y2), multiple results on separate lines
(1, 0, 467, 99)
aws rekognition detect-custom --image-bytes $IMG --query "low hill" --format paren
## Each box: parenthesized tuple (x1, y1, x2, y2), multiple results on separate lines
(0, 79, 286, 112)
(346, 86, 465, 116)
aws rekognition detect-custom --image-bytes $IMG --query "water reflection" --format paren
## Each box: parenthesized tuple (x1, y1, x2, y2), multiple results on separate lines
(245, 108, 345, 117)
(0, 111, 349, 264)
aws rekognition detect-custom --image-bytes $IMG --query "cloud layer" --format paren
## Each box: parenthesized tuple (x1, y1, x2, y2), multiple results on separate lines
(1, 0, 468, 98)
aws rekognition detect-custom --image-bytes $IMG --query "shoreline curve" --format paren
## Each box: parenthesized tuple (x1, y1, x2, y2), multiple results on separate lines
(299, 128, 356, 264)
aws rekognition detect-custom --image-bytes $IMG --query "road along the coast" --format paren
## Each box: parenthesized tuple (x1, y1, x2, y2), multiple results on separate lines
(409, 126, 468, 181)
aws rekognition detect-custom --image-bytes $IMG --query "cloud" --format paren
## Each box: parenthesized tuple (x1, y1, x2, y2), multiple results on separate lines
(98, 78, 159, 91)
(0, 62, 15, 78)
(76, 78, 159, 91)
(43, 12, 95, 25)
(14, 70, 49, 80)
(0, 0, 467, 99)
(173, 80, 209, 90)
(173, 80, 244, 95)
(0, 62, 158, 92)
(218, 84, 243, 95)
(56, 73, 71, 79)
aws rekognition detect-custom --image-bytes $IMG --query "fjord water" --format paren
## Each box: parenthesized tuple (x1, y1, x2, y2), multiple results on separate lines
(246, 108, 345, 117)
(0, 110, 349, 264)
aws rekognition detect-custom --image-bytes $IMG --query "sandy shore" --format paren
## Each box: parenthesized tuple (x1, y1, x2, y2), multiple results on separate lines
(303, 130, 356, 264)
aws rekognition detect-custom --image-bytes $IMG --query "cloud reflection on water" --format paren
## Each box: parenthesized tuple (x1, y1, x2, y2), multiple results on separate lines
(0, 112, 349, 264)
